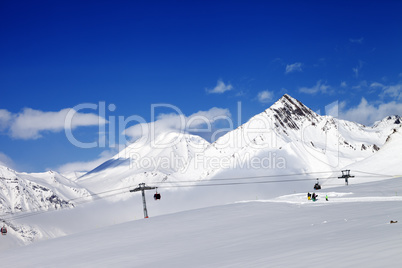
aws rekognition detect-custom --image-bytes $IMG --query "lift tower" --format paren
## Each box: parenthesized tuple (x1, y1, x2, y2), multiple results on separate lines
(130, 183, 157, 218)
(338, 170, 354, 185)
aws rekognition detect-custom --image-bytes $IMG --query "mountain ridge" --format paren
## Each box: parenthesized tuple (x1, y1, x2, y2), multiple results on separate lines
(1, 93, 402, 246)
(78, 94, 400, 186)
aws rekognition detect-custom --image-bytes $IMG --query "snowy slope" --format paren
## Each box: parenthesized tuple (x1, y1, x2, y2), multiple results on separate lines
(77, 132, 210, 194)
(350, 126, 402, 176)
(207, 94, 395, 173)
(0, 166, 91, 244)
(325, 125, 402, 186)
(156, 94, 400, 191)
(1, 178, 401, 267)
(1, 94, 401, 251)
(0, 166, 90, 214)
(77, 94, 400, 196)
(314, 125, 402, 189)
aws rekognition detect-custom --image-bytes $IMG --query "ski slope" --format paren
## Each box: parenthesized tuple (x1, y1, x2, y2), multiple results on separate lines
(0, 178, 401, 267)
(76, 95, 400, 197)
(0, 94, 401, 266)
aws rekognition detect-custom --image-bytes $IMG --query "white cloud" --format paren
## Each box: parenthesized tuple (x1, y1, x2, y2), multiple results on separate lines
(0, 109, 12, 131)
(206, 79, 233, 94)
(299, 80, 330, 94)
(257, 90, 274, 103)
(235, 91, 246, 97)
(387, 85, 402, 100)
(339, 98, 402, 125)
(352, 80, 368, 90)
(340, 81, 347, 88)
(370, 82, 402, 100)
(56, 150, 117, 174)
(349, 37, 364, 44)
(285, 62, 302, 74)
(369, 82, 385, 89)
(352, 60, 364, 78)
(0, 152, 15, 169)
(352, 67, 359, 78)
(1, 107, 107, 140)
(124, 107, 231, 142)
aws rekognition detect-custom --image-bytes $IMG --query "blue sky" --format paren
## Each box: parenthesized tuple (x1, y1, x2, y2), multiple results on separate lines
(1, 0, 401, 173)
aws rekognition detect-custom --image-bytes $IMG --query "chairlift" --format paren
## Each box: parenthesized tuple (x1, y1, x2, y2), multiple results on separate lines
(1, 225, 7, 235)
(314, 179, 321, 190)
(154, 189, 161, 200)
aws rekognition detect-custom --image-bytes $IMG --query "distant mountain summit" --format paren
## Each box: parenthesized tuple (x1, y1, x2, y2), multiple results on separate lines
(0, 165, 91, 242)
(372, 115, 401, 128)
(0, 166, 89, 215)
(1, 94, 401, 247)
(2, 94, 401, 245)
(269, 94, 320, 129)
(77, 132, 210, 192)
(77, 94, 400, 192)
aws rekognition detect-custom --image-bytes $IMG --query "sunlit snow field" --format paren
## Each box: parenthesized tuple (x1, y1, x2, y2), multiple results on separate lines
(1, 177, 401, 267)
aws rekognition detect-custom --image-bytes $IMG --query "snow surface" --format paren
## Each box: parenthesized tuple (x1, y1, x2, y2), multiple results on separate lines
(1, 94, 402, 266)
(1, 178, 402, 267)
(75, 94, 400, 195)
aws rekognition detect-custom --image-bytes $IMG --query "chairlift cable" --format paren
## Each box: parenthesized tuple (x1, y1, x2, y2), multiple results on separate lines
(2, 190, 129, 222)
(1, 170, 399, 222)
(353, 170, 396, 177)
(0, 186, 134, 220)
(157, 171, 339, 184)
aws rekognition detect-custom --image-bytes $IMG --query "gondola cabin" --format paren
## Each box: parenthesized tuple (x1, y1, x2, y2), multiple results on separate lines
(314, 182, 321, 190)
(154, 193, 161, 200)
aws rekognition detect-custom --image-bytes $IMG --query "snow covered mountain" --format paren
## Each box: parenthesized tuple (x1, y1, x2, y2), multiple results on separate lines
(208, 94, 395, 169)
(1, 94, 401, 248)
(0, 166, 91, 243)
(0, 167, 91, 214)
(335, 126, 402, 184)
(77, 132, 210, 193)
(77, 94, 401, 193)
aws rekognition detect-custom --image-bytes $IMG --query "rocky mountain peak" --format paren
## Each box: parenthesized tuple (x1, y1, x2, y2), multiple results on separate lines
(372, 115, 401, 128)
(268, 94, 319, 130)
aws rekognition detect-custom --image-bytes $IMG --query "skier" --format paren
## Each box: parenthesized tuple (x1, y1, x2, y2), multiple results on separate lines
(312, 193, 317, 202)
(307, 192, 311, 200)
(326, 194, 328, 201)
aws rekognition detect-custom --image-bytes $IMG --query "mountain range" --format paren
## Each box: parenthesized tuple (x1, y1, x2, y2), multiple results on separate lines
(77, 94, 401, 191)
(1, 94, 401, 245)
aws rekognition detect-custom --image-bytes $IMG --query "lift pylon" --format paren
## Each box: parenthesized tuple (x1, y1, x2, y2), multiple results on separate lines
(338, 170, 354, 185)
(130, 183, 157, 218)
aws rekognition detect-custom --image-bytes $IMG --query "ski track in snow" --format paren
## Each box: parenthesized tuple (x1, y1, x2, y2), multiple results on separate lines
(237, 191, 402, 205)
(1, 190, 402, 267)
